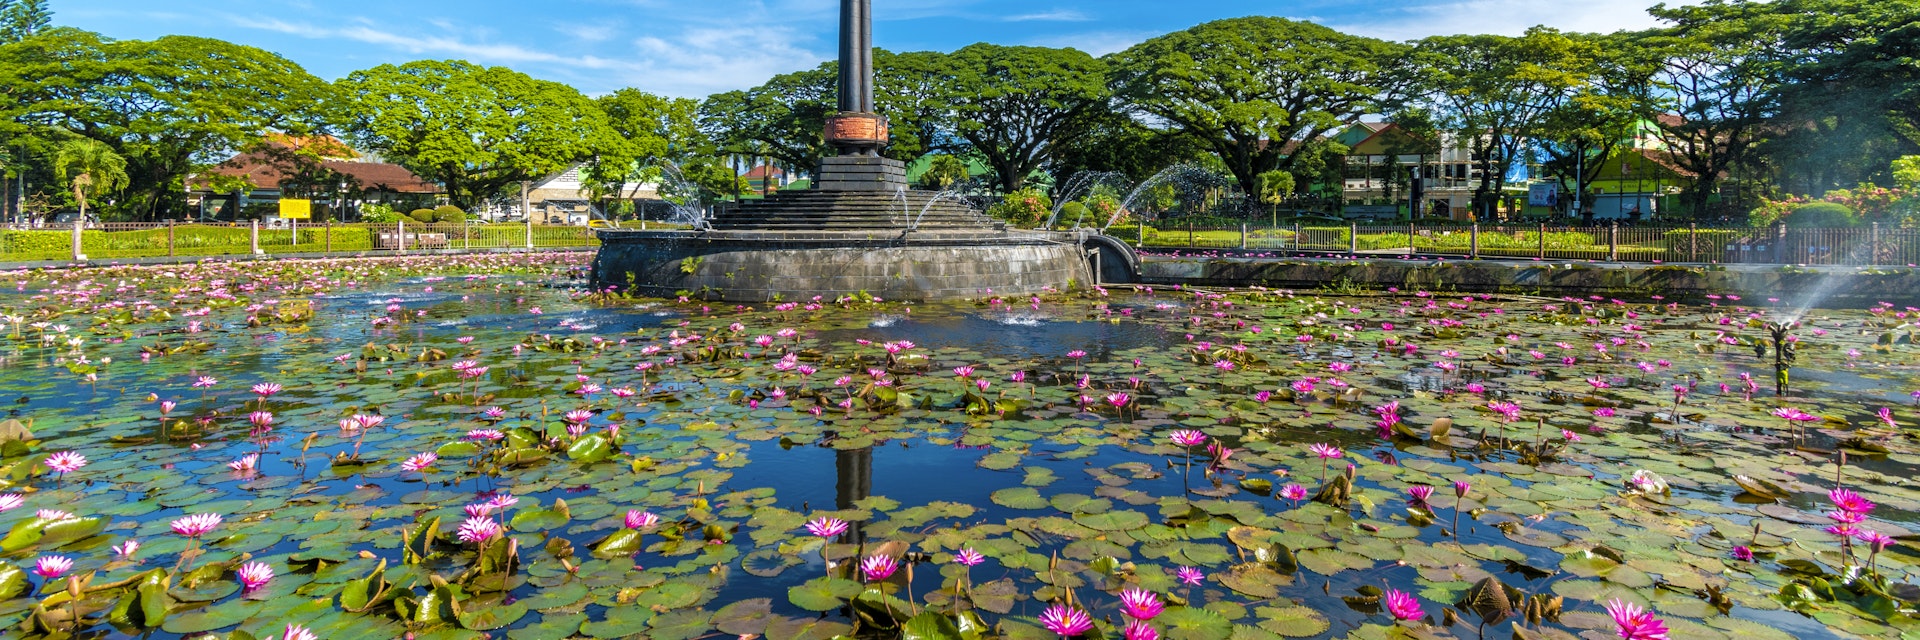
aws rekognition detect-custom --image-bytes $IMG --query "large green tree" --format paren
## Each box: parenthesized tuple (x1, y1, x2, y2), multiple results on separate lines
(874, 50, 956, 161)
(0, 29, 335, 219)
(1410, 28, 1595, 218)
(698, 63, 835, 177)
(586, 88, 712, 201)
(1636, 3, 1784, 217)
(339, 60, 618, 209)
(1108, 17, 1403, 196)
(1532, 32, 1656, 210)
(944, 43, 1107, 193)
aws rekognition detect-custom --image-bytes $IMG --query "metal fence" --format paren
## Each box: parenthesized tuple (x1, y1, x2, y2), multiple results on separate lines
(0, 220, 601, 263)
(1130, 221, 1920, 266)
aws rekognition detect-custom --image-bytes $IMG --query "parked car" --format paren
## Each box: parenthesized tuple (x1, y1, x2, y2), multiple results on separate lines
(48, 212, 99, 227)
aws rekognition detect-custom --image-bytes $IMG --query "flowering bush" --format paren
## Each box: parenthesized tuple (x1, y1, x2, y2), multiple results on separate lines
(987, 188, 1051, 228)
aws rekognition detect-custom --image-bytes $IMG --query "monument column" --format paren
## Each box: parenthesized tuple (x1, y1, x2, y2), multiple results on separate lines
(817, 0, 907, 189)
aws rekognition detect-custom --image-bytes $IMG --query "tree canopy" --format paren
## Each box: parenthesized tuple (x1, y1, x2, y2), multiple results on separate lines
(0, 28, 334, 219)
(1109, 17, 1405, 195)
(339, 60, 618, 209)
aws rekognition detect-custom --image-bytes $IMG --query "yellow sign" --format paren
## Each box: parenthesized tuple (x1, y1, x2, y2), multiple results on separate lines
(279, 198, 312, 220)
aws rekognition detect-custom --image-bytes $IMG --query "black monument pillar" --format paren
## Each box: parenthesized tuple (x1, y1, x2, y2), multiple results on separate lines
(817, 0, 907, 190)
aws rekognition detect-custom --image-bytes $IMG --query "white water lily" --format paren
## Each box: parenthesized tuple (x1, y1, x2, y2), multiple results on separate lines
(1625, 470, 1670, 496)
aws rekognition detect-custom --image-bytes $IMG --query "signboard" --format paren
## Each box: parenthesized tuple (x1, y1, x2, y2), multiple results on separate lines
(1527, 183, 1560, 208)
(278, 198, 311, 220)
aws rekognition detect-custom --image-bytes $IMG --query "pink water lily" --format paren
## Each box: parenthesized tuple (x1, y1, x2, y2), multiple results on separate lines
(803, 517, 849, 538)
(1384, 588, 1423, 621)
(237, 561, 274, 591)
(625, 510, 660, 529)
(1175, 566, 1205, 586)
(32, 555, 70, 579)
(171, 513, 222, 538)
(1039, 603, 1093, 637)
(1119, 587, 1164, 620)
(399, 452, 437, 472)
(1603, 599, 1669, 640)
(859, 554, 897, 581)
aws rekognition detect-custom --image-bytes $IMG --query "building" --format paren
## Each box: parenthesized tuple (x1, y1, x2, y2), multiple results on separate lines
(486, 164, 664, 225)
(1338, 123, 1494, 220)
(742, 165, 788, 195)
(187, 136, 443, 221)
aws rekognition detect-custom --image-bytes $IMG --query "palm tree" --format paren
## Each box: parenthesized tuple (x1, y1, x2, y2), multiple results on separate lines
(52, 139, 128, 220)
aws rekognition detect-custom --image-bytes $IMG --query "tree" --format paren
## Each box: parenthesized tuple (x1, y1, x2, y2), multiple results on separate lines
(944, 43, 1107, 193)
(0, 29, 337, 219)
(1638, 3, 1784, 218)
(1410, 28, 1595, 219)
(52, 138, 126, 218)
(586, 88, 708, 201)
(875, 50, 957, 161)
(699, 63, 836, 177)
(918, 154, 970, 190)
(1109, 17, 1404, 196)
(1533, 33, 1655, 212)
(339, 60, 618, 209)
(0, 0, 51, 44)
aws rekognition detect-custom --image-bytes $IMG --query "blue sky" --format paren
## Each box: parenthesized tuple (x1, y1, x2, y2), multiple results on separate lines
(63, 0, 1667, 98)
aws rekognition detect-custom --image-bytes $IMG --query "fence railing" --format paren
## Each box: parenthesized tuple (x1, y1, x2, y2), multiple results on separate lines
(1128, 221, 1920, 267)
(0, 220, 602, 263)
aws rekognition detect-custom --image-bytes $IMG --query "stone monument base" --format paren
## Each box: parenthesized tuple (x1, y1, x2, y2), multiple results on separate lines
(590, 230, 1091, 302)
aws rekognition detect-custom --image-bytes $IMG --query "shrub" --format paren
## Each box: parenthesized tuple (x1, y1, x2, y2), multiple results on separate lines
(360, 204, 401, 223)
(1787, 202, 1860, 227)
(433, 205, 467, 225)
(1055, 202, 1090, 228)
(987, 188, 1050, 228)
(408, 208, 437, 223)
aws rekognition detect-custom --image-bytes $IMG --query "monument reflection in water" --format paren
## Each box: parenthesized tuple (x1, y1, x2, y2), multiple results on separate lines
(590, 0, 1125, 302)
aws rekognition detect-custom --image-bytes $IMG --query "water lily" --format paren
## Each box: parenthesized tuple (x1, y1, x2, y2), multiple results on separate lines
(625, 510, 660, 530)
(1119, 587, 1164, 620)
(1603, 599, 1670, 640)
(44, 451, 86, 483)
(237, 561, 274, 591)
(278, 623, 319, 640)
(1384, 588, 1423, 621)
(1175, 566, 1205, 586)
(1121, 619, 1158, 640)
(31, 555, 70, 579)
(456, 517, 503, 544)
(400, 452, 437, 472)
(1040, 604, 1093, 637)
(858, 554, 897, 581)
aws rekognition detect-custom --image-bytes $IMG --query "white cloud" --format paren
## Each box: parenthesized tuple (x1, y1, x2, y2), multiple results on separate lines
(229, 14, 826, 98)
(1026, 30, 1156, 56)
(1324, 0, 1669, 41)
(1003, 9, 1093, 22)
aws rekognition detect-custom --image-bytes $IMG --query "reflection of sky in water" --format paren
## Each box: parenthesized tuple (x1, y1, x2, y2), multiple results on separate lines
(815, 308, 1182, 361)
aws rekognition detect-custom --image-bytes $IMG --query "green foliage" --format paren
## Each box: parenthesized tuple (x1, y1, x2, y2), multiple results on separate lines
(0, 0, 50, 44)
(917, 154, 970, 191)
(339, 60, 617, 209)
(1787, 202, 1861, 227)
(1055, 201, 1090, 228)
(360, 203, 401, 224)
(0, 225, 377, 259)
(0, 29, 335, 219)
(987, 188, 1050, 228)
(698, 64, 835, 174)
(1894, 156, 1920, 191)
(945, 44, 1108, 193)
(1109, 17, 1402, 195)
(588, 89, 706, 200)
(1255, 171, 1295, 204)
(52, 138, 127, 218)
(408, 208, 437, 224)
(433, 205, 467, 224)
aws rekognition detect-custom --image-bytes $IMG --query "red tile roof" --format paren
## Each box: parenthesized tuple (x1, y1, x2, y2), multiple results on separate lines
(192, 151, 442, 194)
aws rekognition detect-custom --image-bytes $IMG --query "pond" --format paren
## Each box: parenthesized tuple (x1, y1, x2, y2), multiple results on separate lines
(0, 252, 1917, 640)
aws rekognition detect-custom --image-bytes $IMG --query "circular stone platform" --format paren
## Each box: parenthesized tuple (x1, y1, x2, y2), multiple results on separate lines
(590, 229, 1095, 302)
